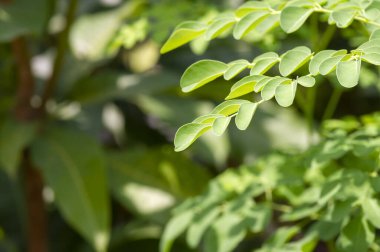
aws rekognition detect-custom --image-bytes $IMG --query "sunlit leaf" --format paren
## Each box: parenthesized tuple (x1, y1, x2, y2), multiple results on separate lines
(233, 11, 270, 39)
(206, 16, 236, 40)
(180, 60, 228, 92)
(279, 46, 312, 76)
(309, 50, 336, 75)
(161, 21, 206, 54)
(226, 75, 265, 99)
(280, 6, 314, 33)
(297, 76, 315, 87)
(275, 80, 297, 107)
(235, 103, 258, 130)
(174, 123, 212, 152)
(336, 59, 361, 88)
(213, 116, 231, 136)
(224, 60, 250, 80)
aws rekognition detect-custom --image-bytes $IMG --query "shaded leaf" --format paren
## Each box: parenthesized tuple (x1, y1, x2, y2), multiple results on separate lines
(31, 127, 110, 252)
(362, 197, 380, 229)
(336, 59, 361, 88)
(309, 50, 336, 76)
(212, 116, 231, 136)
(275, 80, 297, 107)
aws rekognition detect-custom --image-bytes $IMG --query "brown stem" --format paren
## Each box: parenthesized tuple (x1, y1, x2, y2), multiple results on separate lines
(11, 37, 36, 121)
(11, 37, 47, 252)
(23, 151, 47, 252)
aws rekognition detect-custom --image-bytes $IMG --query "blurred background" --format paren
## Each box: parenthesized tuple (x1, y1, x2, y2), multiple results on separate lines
(0, 0, 380, 251)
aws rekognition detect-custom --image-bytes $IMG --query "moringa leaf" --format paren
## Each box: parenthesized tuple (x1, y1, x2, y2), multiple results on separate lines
(319, 54, 347, 75)
(161, 21, 206, 54)
(279, 46, 312, 76)
(297, 75, 315, 87)
(212, 100, 250, 116)
(226, 75, 266, 99)
(275, 80, 297, 107)
(206, 16, 236, 40)
(309, 50, 337, 75)
(331, 7, 357, 28)
(224, 60, 250, 80)
(251, 52, 279, 75)
(213, 116, 231, 136)
(233, 11, 270, 39)
(180, 60, 228, 92)
(174, 123, 212, 152)
(362, 197, 380, 229)
(336, 59, 361, 88)
(235, 102, 258, 130)
(261, 77, 290, 100)
(280, 6, 314, 33)
(235, 1, 270, 18)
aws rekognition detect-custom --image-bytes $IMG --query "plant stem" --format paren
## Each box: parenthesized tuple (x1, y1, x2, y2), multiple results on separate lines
(40, 0, 78, 111)
(11, 37, 47, 252)
(322, 88, 343, 121)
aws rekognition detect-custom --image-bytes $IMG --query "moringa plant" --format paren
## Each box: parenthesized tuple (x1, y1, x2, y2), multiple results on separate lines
(159, 0, 380, 251)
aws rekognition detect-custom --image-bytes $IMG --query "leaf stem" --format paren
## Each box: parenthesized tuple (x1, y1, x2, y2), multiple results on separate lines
(322, 88, 343, 121)
(40, 0, 78, 112)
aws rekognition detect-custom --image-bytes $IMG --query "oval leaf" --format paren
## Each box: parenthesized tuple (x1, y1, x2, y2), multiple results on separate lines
(180, 60, 228, 92)
(233, 11, 270, 39)
(174, 123, 212, 152)
(212, 100, 250, 116)
(280, 6, 314, 33)
(279, 46, 312, 76)
(297, 75, 315, 87)
(309, 50, 336, 76)
(235, 102, 258, 130)
(319, 54, 347, 75)
(161, 21, 206, 54)
(224, 60, 250, 80)
(213, 116, 231, 136)
(226, 75, 265, 99)
(336, 59, 361, 88)
(362, 198, 380, 229)
(261, 77, 290, 100)
(275, 80, 297, 107)
(206, 16, 236, 40)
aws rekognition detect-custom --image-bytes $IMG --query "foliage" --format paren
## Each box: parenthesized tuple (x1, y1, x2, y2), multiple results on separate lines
(160, 0, 380, 251)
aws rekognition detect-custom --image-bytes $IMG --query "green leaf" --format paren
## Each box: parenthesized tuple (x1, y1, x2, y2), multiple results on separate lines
(212, 100, 250, 116)
(362, 197, 380, 228)
(204, 213, 247, 252)
(336, 216, 374, 252)
(160, 210, 194, 252)
(263, 226, 300, 249)
(280, 6, 314, 33)
(358, 39, 380, 50)
(370, 29, 380, 40)
(336, 59, 361, 88)
(251, 52, 280, 75)
(31, 127, 110, 252)
(174, 123, 212, 152)
(224, 60, 250, 80)
(319, 54, 347, 75)
(253, 76, 272, 92)
(161, 21, 207, 54)
(331, 7, 357, 28)
(226, 75, 265, 99)
(206, 16, 236, 40)
(361, 53, 380, 65)
(235, 2, 270, 18)
(0, 119, 35, 175)
(261, 77, 290, 100)
(180, 60, 228, 92)
(275, 80, 297, 107)
(255, 13, 280, 35)
(233, 11, 270, 39)
(297, 76, 315, 87)
(187, 207, 220, 248)
(70, 1, 141, 61)
(309, 50, 337, 75)
(193, 114, 223, 124)
(0, 0, 49, 41)
(235, 103, 258, 130)
(107, 147, 211, 215)
(212, 116, 231, 136)
(279, 46, 312, 76)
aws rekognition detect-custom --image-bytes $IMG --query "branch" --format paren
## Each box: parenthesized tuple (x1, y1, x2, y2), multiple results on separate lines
(40, 0, 78, 111)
